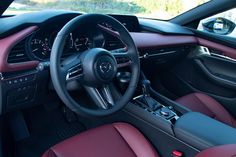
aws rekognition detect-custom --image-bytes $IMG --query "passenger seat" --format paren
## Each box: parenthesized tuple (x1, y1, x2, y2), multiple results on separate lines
(176, 93, 236, 128)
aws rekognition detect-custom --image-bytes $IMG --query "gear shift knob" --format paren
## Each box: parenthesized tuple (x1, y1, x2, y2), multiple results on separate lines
(140, 79, 161, 111)
(142, 79, 151, 96)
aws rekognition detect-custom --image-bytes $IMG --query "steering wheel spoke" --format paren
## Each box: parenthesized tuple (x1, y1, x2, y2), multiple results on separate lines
(84, 85, 115, 109)
(61, 54, 83, 82)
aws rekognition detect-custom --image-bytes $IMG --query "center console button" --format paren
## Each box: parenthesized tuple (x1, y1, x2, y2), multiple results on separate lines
(13, 79, 18, 84)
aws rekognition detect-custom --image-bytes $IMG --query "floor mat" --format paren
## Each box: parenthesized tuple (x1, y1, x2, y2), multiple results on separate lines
(15, 106, 86, 157)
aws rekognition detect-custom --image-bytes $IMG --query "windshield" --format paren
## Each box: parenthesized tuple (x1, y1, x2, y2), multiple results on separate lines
(4, 0, 209, 20)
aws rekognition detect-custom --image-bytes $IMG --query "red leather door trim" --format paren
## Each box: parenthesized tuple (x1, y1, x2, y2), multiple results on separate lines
(130, 32, 236, 61)
(130, 32, 198, 50)
(197, 38, 236, 60)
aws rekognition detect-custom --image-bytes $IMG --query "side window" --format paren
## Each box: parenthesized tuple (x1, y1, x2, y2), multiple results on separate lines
(197, 8, 236, 38)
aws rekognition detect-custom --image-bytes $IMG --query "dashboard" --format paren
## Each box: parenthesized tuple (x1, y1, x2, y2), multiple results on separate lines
(6, 13, 142, 63)
(0, 10, 200, 115)
(3, 11, 196, 66)
(15, 17, 136, 62)
(0, 10, 236, 118)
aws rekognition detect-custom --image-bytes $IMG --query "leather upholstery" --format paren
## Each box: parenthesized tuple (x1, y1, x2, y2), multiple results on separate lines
(176, 93, 236, 128)
(42, 122, 159, 157)
(196, 144, 236, 157)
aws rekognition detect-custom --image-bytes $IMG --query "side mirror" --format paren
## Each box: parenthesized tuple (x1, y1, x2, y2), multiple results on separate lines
(202, 17, 235, 35)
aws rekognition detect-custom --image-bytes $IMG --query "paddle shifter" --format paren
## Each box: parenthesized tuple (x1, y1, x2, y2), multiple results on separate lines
(140, 79, 162, 111)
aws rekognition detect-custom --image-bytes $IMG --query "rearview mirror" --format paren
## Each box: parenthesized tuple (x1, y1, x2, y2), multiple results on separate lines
(202, 17, 235, 35)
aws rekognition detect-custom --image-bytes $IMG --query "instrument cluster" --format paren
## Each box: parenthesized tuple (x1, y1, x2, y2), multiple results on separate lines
(27, 26, 104, 61)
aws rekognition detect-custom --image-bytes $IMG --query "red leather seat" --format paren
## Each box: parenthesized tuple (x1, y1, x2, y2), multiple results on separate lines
(176, 93, 236, 128)
(42, 122, 159, 157)
(196, 144, 236, 157)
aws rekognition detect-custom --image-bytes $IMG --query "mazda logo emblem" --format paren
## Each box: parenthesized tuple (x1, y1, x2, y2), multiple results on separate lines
(99, 62, 112, 73)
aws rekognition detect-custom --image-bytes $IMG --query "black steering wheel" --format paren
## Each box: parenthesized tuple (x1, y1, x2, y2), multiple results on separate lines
(50, 14, 140, 116)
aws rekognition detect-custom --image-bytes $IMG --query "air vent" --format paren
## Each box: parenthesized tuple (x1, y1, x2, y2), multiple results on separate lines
(8, 39, 30, 63)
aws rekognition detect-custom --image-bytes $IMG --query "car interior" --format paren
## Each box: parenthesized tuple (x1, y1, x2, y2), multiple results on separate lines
(1, 0, 236, 157)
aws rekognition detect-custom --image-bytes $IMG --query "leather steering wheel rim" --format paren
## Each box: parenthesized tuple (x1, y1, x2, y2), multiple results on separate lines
(50, 14, 140, 116)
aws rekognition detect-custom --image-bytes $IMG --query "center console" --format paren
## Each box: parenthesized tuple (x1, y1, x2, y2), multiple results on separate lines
(174, 112, 236, 150)
(121, 78, 236, 156)
(133, 79, 179, 125)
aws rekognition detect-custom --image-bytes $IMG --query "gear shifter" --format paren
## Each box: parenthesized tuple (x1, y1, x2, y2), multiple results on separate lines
(142, 79, 151, 96)
(140, 80, 162, 111)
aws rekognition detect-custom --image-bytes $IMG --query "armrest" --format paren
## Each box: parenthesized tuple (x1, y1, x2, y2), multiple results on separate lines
(174, 112, 236, 150)
(196, 144, 236, 157)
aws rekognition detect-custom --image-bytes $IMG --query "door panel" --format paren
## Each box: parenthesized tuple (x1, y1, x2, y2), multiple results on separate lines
(194, 55, 236, 89)
(163, 57, 236, 98)
(162, 46, 236, 118)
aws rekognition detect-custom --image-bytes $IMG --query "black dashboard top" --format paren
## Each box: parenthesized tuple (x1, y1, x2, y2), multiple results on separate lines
(0, 10, 140, 38)
(0, 10, 194, 38)
(0, 10, 78, 38)
(139, 18, 194, 35)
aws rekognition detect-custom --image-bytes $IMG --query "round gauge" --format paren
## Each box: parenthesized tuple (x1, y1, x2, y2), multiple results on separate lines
(27, 26, 104, 60)
(29, 37, 51, 60)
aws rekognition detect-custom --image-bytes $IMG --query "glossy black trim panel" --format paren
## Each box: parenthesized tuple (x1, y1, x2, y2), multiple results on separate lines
(139, 19, 194, 35)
